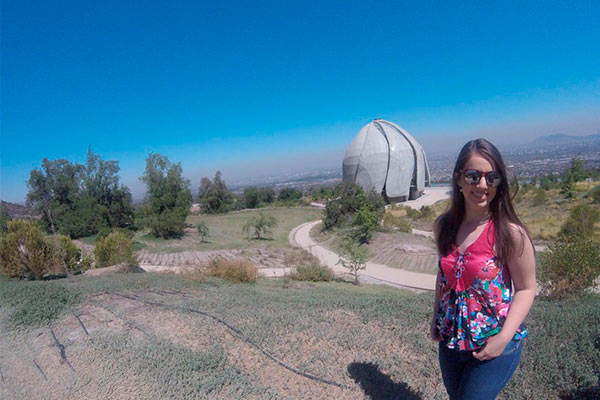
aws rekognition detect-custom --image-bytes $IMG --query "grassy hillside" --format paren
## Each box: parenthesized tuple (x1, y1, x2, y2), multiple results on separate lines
(1, 274, 598, 399)
(134, 207, 322, 253)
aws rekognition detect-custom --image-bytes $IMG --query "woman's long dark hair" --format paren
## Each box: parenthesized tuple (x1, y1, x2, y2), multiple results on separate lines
(435, 138, 531, 265)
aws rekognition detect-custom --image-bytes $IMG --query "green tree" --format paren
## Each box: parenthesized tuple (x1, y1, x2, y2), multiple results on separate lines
(27, 158, 83, 234)
(199, 171, 234, 214)
(278, 187, 302, 202)
(243, 186, 276, 208)
(337, 235, 368, 285)
(26, 151, 134, 238)
(323, 182, 366, 230)
(139, 153, 192, 238)
(242, 213, 278, 240)
(567, 157, 586, 183)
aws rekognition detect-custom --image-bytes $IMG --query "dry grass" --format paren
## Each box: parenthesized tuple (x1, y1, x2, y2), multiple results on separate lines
(206, 258, 259, 283)
(515, 182, 600, 243)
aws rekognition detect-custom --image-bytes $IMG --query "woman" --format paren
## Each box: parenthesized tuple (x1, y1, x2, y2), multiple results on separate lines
(430, 138, 536, 400)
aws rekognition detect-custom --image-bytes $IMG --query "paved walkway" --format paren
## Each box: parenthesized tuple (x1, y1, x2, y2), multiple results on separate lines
(290, 220, 436, 291)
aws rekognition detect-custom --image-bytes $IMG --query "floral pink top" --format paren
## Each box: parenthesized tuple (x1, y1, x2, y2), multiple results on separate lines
(436, 219, 527, 351)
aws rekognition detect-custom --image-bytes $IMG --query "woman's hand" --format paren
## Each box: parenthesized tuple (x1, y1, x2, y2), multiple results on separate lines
(472, 334, 511, 361)
(430, 317, 441, 341)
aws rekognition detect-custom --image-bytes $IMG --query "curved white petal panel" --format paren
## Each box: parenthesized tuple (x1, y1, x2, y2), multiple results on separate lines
(375, 120, 414, 199)
(343, 123, 388, 194)
(343, 119, 430, 202)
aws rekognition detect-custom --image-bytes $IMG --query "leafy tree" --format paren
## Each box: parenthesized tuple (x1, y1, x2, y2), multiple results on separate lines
(243, 186, 276, 208)
(26, 150, 134, 238)
(27, 158, 83, 234)
(139, 153, 192, 238)
(323, 182, 366, 229)
(198, 171, 234, 214)
(351, 206, 380, 244)
(567, 157, 587, 183)
(242, 213, 278, 240)
(337, 235, 368, 285)
(278, 187, 302, 202)
(196, 221, 210, 243)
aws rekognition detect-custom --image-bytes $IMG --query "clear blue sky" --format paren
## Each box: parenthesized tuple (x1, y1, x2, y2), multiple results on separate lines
(2, 1, 599, 202)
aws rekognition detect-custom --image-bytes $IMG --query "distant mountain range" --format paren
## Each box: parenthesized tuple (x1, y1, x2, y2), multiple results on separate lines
(532, 133, 600, 144)
(0, 200, 38, 219)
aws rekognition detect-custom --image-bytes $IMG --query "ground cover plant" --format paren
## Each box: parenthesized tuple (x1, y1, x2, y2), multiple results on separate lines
(0, 274, 597, 399)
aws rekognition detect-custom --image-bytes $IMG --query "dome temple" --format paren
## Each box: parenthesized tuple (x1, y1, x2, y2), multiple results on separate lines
(342, 119, 431, 202)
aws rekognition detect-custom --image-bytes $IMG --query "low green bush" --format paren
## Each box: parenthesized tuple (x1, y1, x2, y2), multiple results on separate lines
(539, 237, 600, 298)
(94, 231, 136, 268)
(290, 263, 334, 282)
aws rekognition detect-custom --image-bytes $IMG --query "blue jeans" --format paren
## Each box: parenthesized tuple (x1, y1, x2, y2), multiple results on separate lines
(438, 339, 523, 400)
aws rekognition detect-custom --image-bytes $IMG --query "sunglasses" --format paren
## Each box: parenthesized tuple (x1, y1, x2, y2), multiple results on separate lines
(460, 169, 502, 187)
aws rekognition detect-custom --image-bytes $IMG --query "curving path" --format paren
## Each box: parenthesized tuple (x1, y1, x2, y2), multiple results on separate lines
(290, 220, 436, 291)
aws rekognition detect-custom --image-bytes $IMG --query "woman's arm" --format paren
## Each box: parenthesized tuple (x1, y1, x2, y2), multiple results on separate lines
(473, 223, 536, 360)
(430, 218, 443, 341)
(430, 270, 442, 341)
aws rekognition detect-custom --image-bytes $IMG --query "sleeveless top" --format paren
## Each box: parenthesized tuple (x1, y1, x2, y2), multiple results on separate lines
(436, 219, 527, 351)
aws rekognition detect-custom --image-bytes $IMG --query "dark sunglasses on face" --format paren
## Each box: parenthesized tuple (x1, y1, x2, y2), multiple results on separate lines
(460, 169, 502, 187)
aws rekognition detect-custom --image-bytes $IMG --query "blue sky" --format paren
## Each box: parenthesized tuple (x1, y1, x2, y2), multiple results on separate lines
(2, 1, 599, 202)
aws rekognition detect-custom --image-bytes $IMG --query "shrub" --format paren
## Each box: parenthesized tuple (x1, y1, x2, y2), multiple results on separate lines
(206, 258, 258, 283)
(290, 263, 334, 282)
(94, 231, 136, 268)
(539, 237, 600, 298)
(196, 221, 210, 242)
(559, 204, 600, 240)
(0, 220, 59, 279)
(418, 205, 433, 220)
(382, 213, 412, 232)
(242, 213, 278, 240)
(51, 234, 83, 273)
(533, 187, 547, 206)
